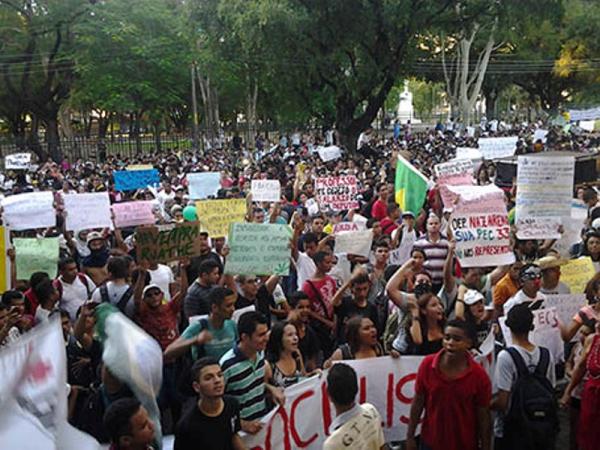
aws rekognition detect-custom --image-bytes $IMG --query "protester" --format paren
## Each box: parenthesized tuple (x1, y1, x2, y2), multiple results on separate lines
(323, 363, 386, 450)
(407, 319, 492, 450)
(502, 264, 546, 315)
(103, 397, 156, 450)
(174, 357, 246, 450)
(265, 321, 311, 388)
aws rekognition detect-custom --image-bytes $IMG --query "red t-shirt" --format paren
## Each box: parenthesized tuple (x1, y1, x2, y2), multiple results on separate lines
(415, 349, 491, 450)
(302, 276, 337, 320)
(371, 199, 387, 221)
(380, 217, 398, 235)
(136, 300, 181, 354)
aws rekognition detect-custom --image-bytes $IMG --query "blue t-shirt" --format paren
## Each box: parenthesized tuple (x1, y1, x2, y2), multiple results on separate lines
(181, 318, 238, 360)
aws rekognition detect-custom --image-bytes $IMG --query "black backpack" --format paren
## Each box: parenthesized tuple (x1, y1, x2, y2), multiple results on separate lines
(503, 347, 559, 450)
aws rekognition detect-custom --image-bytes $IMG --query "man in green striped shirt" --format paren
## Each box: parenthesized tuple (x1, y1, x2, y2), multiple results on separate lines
(220, 311, 284, 434)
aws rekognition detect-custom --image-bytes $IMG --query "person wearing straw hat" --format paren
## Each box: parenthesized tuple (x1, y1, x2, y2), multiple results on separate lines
(535, 253, 571, 295)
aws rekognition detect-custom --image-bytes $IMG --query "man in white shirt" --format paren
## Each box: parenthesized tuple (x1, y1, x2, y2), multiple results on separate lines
(147, 262, 176, 302)
(323, 363, 386, 450)
(535, 254, 571, 295)
(55, 257, 96, 321)
(503, 264, 546, 316)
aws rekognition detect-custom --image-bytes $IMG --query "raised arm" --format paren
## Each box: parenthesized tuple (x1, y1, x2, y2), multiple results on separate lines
(386, 259, 417, 307)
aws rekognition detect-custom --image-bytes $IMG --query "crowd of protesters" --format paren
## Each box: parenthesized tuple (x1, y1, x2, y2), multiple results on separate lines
(1, 118, 600, 450)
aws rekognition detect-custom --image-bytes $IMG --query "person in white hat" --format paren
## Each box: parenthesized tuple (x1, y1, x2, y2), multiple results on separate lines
(462, 289, 493, 349)
(535, 253, 571, 295)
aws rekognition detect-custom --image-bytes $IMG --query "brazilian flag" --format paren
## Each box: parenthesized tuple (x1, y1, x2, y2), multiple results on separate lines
(394, 155, 429, 214)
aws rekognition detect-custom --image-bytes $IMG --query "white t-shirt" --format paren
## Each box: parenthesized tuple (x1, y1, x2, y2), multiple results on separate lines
(148, 264, 175, 301)
(323, 403, 385, 450)
(389, 227, 417, 266)
(503, 290, 546, 316)
(57, 274, 97, 321)
(91, 281, 134, 317)
(493, 344, 556, 437)
(296, 252, 316, 288)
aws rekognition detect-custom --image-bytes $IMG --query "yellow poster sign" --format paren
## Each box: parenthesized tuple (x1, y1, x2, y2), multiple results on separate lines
(0, 227, 10, 291)
(561, 257, 596, 294)
(127, 164, 153, 171)
(195, 199, 247, 238)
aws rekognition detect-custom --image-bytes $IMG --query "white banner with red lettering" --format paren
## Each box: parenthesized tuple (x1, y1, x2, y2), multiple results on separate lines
(315, 176, 359, 211)
(242, 334, 495, 450)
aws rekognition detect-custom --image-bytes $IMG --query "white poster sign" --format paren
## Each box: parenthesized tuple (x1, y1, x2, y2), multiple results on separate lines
(187, 172, 221, 199)
(112, 201, 156, 228)
(317, 145, 342, 162)
(64, 192, 112, 231)
(533, 129, 548, 143)
(516, 216, 562, 240)
(251, 180, 281, 203)
(334, 229, 373, 257)
(1, 192, 56, 230)
(516, 155, 574, 221)
(455, 147, 483, 161)
(5, 153, 31, 170)
(477, 136, 518, 159)
(544, 294, 586, 329)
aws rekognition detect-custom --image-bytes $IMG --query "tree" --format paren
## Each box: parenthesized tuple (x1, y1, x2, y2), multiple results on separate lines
(73, 0, 190, 152)
(0, 0, 91, 160)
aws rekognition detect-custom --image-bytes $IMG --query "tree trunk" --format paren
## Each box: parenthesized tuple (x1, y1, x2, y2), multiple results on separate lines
(45, 116, 62, 162)
(153, 120, 161, 152)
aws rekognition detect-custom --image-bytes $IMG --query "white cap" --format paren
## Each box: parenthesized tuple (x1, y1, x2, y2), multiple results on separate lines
(463, 289, 485, 306)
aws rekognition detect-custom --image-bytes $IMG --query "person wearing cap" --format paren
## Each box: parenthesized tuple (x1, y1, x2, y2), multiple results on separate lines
(491, 304, 556, 449)
(133, 259, 189, 424)
(461, 289, 494, 349)
(536, 253, 571, 295)
(502, 264, 546, 316)
(82, 231, 111, 286)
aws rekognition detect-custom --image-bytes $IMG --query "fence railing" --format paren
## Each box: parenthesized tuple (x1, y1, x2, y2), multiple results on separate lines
(0, 134, 194, 162)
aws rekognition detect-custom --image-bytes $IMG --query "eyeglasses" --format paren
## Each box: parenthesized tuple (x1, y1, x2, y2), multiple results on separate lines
(246, 279, 258, 284)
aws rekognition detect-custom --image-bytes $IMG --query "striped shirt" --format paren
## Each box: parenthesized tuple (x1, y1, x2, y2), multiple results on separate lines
(220, 346, 268, 421)
(414, 235, 449, 286)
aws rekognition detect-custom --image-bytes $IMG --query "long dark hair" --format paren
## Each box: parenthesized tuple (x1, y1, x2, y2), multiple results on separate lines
(344, 316, 377, 356)
(266, 321, 297, 363)
(416, 292, 446, 334)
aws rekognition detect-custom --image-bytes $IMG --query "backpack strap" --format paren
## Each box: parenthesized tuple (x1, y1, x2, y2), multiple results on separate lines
(78, 274, 91, 296)
(100, 284, 110, 304)
(115, 286, 134, 313)
(53, 279, 63, 299)
(506, 347, 529, 378)
(534, 347, 550, 378)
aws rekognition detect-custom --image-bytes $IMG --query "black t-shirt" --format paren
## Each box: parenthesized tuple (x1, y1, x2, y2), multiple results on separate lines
(174, 396, 241, 450)
(299, 324, 320, 364)
(334, 297, 380, 340)
(236, 285, 276, 326)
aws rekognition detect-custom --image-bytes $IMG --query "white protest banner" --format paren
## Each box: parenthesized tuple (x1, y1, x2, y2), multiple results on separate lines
(516, 155, 574, 222)
(112, 201, 156, 228)
(455, 147, 483, 161)
(5, 152, 31, 170)
(579, 120, 596, 132)
(242, 344, 495, 449)
(500, 307, 564, 362)
(317, 145, 342, 162)
(0, 318, 100, 450)
(569, 106, 600, 122)
(516, 216, 562, 240)
(467, 126, 476, 137)
(1, 191, 55, 230)
(449, 185, 515, 267)
(334, 229, 373, 257)
(477, 136, 518, 159)
(63, 192, 112, 231)
(315, 175, 359, 211)
(333, 221, 365, 234)
(544, 294, 586, 328)
(187, 172, 221, 199)
(251, 179, 281, 202)
(533, 129, 548, 143)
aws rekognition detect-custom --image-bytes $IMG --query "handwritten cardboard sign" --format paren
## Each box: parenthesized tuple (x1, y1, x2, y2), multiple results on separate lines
(477, 136, 518, 159)
(516, 155, 574, 221)
(315, 176, 359, 211)
(113, 169, 160, 191)
(112, 201, 156, 228)
(251, 180, 281, 203)
(561, 257, 596, 294)
(449, 185, 514, 267)
(317, 145, 342, 162)
(334, 229, 373, 257)
(14, 237, 59, 280)
(196, 198, 247, 237)
(224, 223, 292, 276)
(135, 221, 204, 262)
(1, 191, 56, 230)
(516, 217, 562, 240)
(544, 294, 586, 328)
(63, 192, 112, 231)
(332, 222, 365, 234)
(5, 153, 31, 170)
